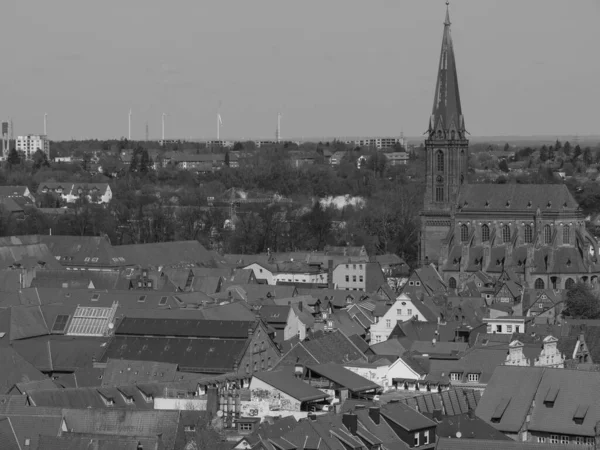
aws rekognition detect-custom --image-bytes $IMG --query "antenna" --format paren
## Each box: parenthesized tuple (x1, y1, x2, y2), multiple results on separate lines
(145, 122, 149, 141)
(128, 109, 132, 140)
(162, 113, 166, 143)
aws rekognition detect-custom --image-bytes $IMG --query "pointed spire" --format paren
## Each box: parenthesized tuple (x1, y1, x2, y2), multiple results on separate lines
(429, 1, 465, 139)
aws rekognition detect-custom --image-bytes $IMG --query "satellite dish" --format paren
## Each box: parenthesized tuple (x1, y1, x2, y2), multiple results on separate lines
(108, 323, 114, 329)
(456, 432, 462, 438)
(216, 410, 223, 417)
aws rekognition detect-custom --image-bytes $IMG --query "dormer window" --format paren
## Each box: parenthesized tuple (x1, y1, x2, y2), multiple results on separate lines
(544, 387, 559, 407)
(547, 201, 552, 208)
(485, 201, 490, 207)
(506, 201, 511, 208)
(527, 201, 532, 208)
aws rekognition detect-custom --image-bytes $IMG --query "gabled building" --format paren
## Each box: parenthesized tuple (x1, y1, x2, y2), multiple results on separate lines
(99, 318, 281, 375)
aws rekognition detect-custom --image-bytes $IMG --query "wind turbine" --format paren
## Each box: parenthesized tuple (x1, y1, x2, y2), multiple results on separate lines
(128, 109, 132, 140)
(276, 112, 283, 143)
(44, 113, 48, 136)
(217, 112, 223, 141)
(162, 113, 167, 142)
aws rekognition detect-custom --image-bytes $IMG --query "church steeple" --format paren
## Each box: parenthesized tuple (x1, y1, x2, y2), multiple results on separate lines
(428, 2, 465, 140)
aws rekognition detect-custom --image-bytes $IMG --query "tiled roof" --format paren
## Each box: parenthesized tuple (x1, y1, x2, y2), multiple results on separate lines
(115, 317, 257, 338)
(253, 371, 328, 402)
(307, 363, 380, 393)
(99, 336, 247, 373)
(61, 409, 181, 449)
(475, 365, 545, 433)
(101, 359, 179, 386)
(400, 388, 481, 416)
(457, 184, 579, 212)
(37, 435, 161, 450)
(381, 401, 436, 431)
(112, 240, 217, 267)
(0, 347, 48, 394)
(436, 437, 584, 450)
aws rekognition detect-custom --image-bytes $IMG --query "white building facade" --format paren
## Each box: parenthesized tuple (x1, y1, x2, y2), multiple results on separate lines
(16, 135, 50, 160)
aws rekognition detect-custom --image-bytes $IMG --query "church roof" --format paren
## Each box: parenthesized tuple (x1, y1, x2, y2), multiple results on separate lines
(429, 4, 465, 136)
(457, 184, 579, 213)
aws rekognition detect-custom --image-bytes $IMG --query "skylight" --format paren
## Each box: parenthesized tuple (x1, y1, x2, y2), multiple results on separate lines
(51, 315, 70, 334)
(138, 295, 147, 302)
(91, 294, 100, 301)
(159, 296, 168, 306)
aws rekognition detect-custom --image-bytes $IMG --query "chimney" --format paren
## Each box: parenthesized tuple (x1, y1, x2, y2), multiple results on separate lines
(342, 413, 358, 435)
(137, 442, 143, 450)
(467, 408, 476, 420)
(327, 259, 334, 289)
(298, 301, 303, 312)
(432, 408, 443, 422)
(308, 413, 317, 421)
(368, 407, 380, 425)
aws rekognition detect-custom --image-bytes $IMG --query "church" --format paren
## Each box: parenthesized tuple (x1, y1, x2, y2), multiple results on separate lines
(419, 5, 600, 290)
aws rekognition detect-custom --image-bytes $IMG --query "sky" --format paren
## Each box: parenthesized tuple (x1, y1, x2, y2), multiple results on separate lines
(3, 0, 600, 141)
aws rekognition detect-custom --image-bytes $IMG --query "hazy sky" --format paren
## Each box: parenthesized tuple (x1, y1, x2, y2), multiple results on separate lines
(4, 0, 599, 140)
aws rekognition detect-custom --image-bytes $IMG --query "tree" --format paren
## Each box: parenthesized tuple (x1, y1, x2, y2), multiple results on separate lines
(498, 159, 509, 173)
(583, 147, 593, 166)
(139, 149, 151, 174)
(6, 148, 21, 168)
(32, 149, 51, 172)
(224, 151, 230, 167)
(503, 143, 510, 152)
(563, 281, 600, 319)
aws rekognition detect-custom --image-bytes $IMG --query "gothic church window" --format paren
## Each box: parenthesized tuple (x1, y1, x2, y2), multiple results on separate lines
(544, 225, 552, 244)
(481, 224, 490, 242)
(449, 277, 457, 289)
(435, 186, 444, 202)
(565, 278, 574, 289)
(524, 225, 533, 244)
(535, 278, 545, 289)
(563, 225, 570, 244)
(436, 151, 444, 172)
(460, 224, 469, 242)
(502, 225, 511, 243)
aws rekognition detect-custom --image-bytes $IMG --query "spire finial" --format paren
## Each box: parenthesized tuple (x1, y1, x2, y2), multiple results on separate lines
(445, 1, 451, 26)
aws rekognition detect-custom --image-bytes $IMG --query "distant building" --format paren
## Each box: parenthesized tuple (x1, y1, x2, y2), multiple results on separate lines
(16, 134, 50, 160)
(37, 182, 112, 204)
(384, 152, 410, 166)
(342, 136, 405, 150)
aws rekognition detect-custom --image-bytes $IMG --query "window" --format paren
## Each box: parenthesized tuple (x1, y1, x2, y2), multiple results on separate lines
(435, 186, 444, 202)
(565, 278, 575, 289)
(353, 264, 356, 269)
(436, 150, 444, 172)
(538, 302, 544, 309)
(91, 257, 99, 262)
(397, 309, 402, 315)
(84, 257, 90, 262)
(375, 335, 382, 343)
(91, 294, 100, 301)
(450, 373, 461, 381)
(415, 281, 421, 286)
(407, 309, 412, 316)
(524, 225, 533, 243)
(51, 314, 70, 334)
(240, 423, 253, 432)
(359, 276, 363, 283)
(561, 436, 569, 444)
(467, 373, 480, 382)
(502, 225, 511, 243)
(460, 224, 469, 242)
(345, 276, 349, 282)
(544, 225, 552, 244)
(563, 225, 570, 244)
(409, 281, 414, 286)
(424, 430, 430, 445)
(24, 439, 30, 447)
(352, 275, 356, 282)
(506, 325, 512, 333)
(535, 278, 545, 289)
(245, 364, 250, 374)
(449, 277, 457, 289)
(184, 425, 196, 432)
(537, 437, 546, 443)
(268, 357, 272, 369)
(138, 295, 146, 302)
(386, 319, 391, 328)
(481, 224, 490, 242)
(414, 432, 420, 447)
(159, 296, 168, 306)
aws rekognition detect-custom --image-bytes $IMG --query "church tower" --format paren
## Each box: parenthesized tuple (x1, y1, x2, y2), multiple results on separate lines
(420, 3, 469, 266)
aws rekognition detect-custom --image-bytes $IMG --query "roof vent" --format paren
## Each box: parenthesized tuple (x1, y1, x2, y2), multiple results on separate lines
(485, 201, 490, 208)
(547, 201, 552, 208)
(527, 201, 532, 208)
(506, 201, 511, 208)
